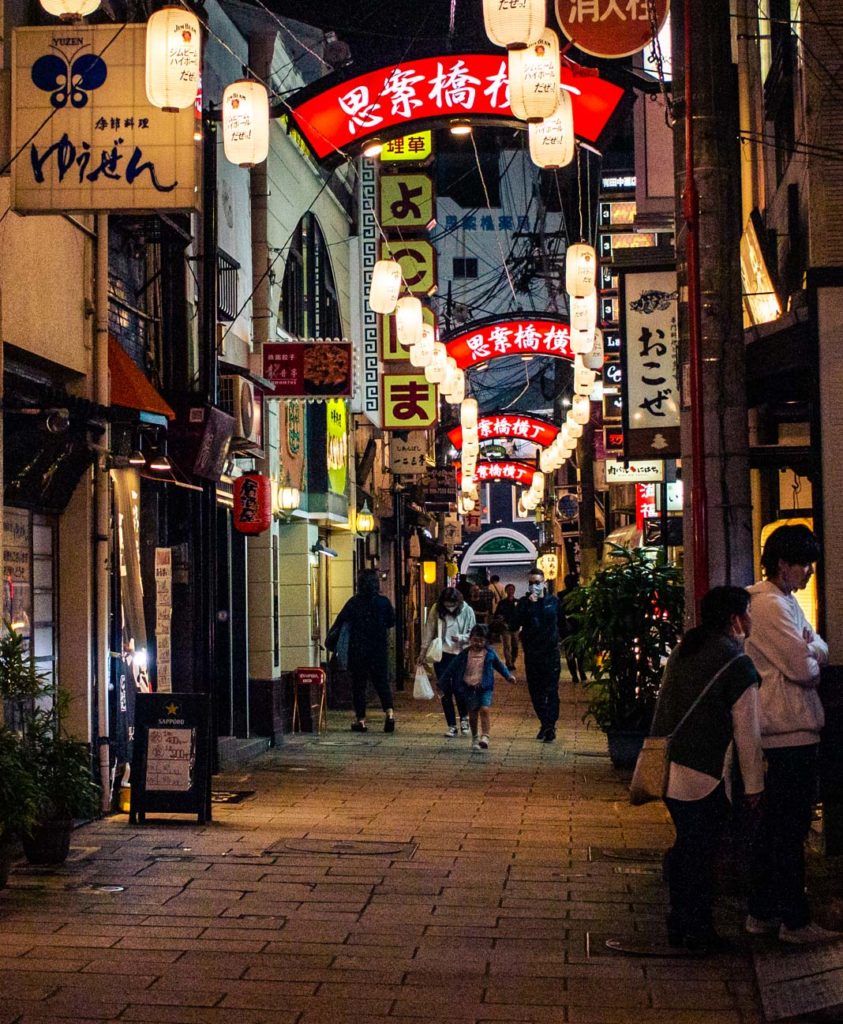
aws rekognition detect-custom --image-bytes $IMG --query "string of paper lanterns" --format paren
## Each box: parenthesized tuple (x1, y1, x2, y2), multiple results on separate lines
(482, 0, 545, 50)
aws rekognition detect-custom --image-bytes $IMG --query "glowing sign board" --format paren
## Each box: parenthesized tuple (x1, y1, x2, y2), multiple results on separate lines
(445, 317, 572, 369)
(448, 416, 558, 449)
(456, 461, 537, 485)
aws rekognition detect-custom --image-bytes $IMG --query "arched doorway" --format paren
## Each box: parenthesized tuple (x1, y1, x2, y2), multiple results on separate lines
(460, 528, 538, 595)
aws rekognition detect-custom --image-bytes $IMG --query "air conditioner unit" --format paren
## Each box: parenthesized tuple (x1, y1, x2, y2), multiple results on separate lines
(220, 375, 260, 444)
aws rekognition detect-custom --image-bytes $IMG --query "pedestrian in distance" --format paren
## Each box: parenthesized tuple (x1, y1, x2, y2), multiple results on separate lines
(514, 567, 567, 742)
(496, 582, 520, 670)
(650, 586, 764, 953)
(489, 574, 506, 613)
(560, 573, 585, 684)
(327, 569, 396, 734)
(418, 587, 476, 737)
(744, 524, 840, 945)
(437, 624, 515, 751)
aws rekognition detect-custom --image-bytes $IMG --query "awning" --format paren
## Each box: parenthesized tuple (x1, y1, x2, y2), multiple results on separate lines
(109, 336, 175, 421)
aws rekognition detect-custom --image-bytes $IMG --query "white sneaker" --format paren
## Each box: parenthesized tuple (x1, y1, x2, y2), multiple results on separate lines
(472, 738, 482, 751)
(460, 717, 471, 735)
(745, 914, 779, 935)
(444, 726, 458, 738)
(779, 922, 842, 945)
(478, 735, 489, 750)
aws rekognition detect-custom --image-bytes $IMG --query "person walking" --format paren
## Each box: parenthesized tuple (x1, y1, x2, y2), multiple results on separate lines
(650, 586, 764, 953)
(744, 524, 840, 945)
(560, 573, 585, 684)
(437, 624, 515, 751)
(514, 567, 566, 742)
(328, 569, 396, 734)
(489, 574, 506, 613)
(419, 587, 476, 737)
(496, 583, 520, 669)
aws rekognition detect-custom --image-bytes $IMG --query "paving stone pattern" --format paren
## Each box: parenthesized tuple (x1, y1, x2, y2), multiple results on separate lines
(0, 674, 775, 1023)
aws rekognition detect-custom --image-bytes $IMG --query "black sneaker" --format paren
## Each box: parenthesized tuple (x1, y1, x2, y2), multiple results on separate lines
(350, 721, 367, 733)
(536, 727, 547, 740)
(384, 714, 395, 733)
(543, 728, 556, 743)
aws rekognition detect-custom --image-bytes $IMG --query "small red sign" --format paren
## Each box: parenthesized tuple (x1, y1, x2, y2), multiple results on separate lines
(448, 415, 559, 449)
(445, 318, 572, 369)
(456, 460, 537, 486)
(556, 0, 670, 60)
(263, 341, 352, 399)
(295, 667, 326, 687)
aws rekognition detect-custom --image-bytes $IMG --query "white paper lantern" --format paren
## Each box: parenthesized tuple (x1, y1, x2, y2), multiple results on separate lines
(483, 0, 544, 50)
(528, 90, 574, 169)
(570, 292, 597, 335)
(223, 80, 269, 168)
(517, 496, 530, 518)
(566, 242, 597, 297)
(590, 379, 604, 402)
(462, 438, 480, 460)
(565, 414, 583, 438)
(586, 328, 604, 371)
(40, 0, 99, 19)
(447, 369, 466, 404)
(461, 473, 476, 495)
(458, 494, 475, 514)
(395, 296, 423, 348)
(409, 323, 435, 367)
(424, 342, 448, 384)
(574, 358, 597, 396)
(460, 398, 478, 430)
(540, 447, 562, 474)
(571, 394, 590, 425)
(531, 473, 545, 498)
(369, 260, 402, 314)
(145, 8, 200, 110)
(440, 357, 460, 399)
(508, 30, 561, 123)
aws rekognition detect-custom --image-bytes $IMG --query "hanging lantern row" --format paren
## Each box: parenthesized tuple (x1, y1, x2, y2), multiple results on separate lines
(145, 8, 201, 112)
(566, 242, 597, 297)
(508, 30, 561, 123)
(482, 0, 545, 50)
(528, 90, 574, 170)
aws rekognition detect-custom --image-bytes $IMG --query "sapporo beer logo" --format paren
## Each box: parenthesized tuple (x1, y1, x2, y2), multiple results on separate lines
(32, 38, 107, 109)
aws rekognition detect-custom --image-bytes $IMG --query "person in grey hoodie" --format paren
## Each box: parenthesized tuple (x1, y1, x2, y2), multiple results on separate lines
(744, 524, 839, 945)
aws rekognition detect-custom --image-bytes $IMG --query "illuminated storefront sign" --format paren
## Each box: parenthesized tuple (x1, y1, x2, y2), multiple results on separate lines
(380, 130, 433, 163)
(448, 415, 558, 449)
(380, 172, 434, 232)
(326, 399, 348, 495)
(263, 340, 353, 399)
(12, 25, 198, 213)
(456, 461, 537, 485)
(382, 373, 438, 429)
(445, 317, 572, 369)
(288, 54, 624, 162)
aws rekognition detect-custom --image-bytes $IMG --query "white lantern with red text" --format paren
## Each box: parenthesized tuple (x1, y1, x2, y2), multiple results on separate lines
(566, 243, 597, 297)
(482, 0, 544, 49)
(528, 90, 574, 169)
(145, 8, 200, 111)
(223, 80, 269, 167)
(395, 295, 423, 348)
(508, 30, 561, 123)
(369, 260, 402, 314)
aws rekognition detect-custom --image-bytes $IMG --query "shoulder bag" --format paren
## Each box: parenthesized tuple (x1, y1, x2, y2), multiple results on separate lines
(629, 654, 742, 806)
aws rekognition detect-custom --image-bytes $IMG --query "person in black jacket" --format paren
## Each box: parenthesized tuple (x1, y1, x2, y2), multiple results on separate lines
(329, 569, 396, 733)
(514, 568, 567, 742)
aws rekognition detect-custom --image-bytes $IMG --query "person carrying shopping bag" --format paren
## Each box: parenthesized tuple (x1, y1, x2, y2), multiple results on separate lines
(418, 587, 475, 737)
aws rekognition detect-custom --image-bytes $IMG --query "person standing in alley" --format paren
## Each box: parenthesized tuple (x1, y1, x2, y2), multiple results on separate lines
(561, 573, 585, 684)
(515, 567, 566, 742)
(496, 583, 520, 670)
(744, 524, 840, 945)
(418, 587, 476, 737)
(489, 574, 506, 613)
(328, 569, 396, 734)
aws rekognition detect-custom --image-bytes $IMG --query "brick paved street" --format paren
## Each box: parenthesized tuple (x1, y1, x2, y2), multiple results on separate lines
(0, 676, 773, 1023)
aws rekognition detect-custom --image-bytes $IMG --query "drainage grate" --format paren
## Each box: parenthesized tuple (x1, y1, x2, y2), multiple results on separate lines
(266, 838, 417, 857)
(588, 847, 664, 863)
(211, 790, 256, 804)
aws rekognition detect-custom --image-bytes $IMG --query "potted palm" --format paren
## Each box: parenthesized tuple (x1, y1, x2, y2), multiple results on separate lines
(564, 546, 684, 768)
(0, 730, 39, 887)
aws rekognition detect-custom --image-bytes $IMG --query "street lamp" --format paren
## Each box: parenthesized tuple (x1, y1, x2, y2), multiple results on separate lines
(356, 500, 375, 536)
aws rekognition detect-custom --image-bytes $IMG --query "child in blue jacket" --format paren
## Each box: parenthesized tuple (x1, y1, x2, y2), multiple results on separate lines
(437, 624, 515, 750)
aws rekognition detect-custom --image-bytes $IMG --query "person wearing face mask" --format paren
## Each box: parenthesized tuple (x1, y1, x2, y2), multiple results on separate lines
(419, 587, 476, 737)
(743, 525, 839, 945)
(514, 568, 567, 742)
(650, 586, 763, 952)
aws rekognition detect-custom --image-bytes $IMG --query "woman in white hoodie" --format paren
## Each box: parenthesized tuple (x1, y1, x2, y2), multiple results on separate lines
(418, 587, 475, 737)
(744, 524, 839, 945)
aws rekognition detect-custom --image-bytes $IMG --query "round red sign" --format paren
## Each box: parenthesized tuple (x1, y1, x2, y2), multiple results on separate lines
(555, 0, 670, 59)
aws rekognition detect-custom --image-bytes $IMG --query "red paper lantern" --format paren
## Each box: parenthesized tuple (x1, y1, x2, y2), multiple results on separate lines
(233, 473, 272, 534)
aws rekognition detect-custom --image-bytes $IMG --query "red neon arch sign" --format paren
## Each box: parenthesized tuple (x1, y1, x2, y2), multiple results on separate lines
(456, 461, 537, 485)
(448, 415, 558, 449)
(445, 318, 573, 369)
(288, 54, 625, 161)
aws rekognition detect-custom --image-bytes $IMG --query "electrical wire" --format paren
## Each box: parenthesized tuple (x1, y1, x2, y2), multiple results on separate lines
(470, 132, 517, 304)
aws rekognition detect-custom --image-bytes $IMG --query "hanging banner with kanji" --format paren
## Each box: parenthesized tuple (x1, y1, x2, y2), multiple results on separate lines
(456, 461, 537, 486)
(381, 239, 436, 296)
(382, 373, 438, 429)
(448, 415, 558, 449)
(380, 172, 434, 233)
(445, 316, 572, 368)
(619, 267, 680, 458)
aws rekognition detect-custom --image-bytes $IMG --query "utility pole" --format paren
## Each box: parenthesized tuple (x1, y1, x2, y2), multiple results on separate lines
(672, 0, 754, 614)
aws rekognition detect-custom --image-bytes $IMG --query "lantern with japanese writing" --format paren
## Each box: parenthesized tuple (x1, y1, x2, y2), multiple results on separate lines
(460, 398, 478, 430)
(395, 296, 423, 348)
(233, 473, 272, 534)
(445, 367, 465, 404)
(565, 242, 597, 297)
(569, 293, 597, 354)
(369, 259, 402, 314)
(41, 0, 99, 20)
(528, 90, 574, 169)
(223, 80, 269, 167)
(483, 0, 544, 50)
(145, 7, 201, 111)
(565, 412, 584, 438)
(409, 324, 436, 368)
(537, 552, 559, 581)
(540, 447, 562, 474)
(458, 494, 475, 515)
(508, 31, 561, 123)
(571, 394, 590, 425)
(424, 342, 449, 384)
(573, 356, 596, 396)
(586, 328, 604, 371)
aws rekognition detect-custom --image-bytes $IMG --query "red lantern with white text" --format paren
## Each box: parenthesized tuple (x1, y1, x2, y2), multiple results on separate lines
(234, 474, 272, 534)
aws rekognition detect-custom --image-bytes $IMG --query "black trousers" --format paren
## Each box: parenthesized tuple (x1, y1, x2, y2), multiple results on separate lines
(524, 650, 560, 729)
(664, 783, 729, 941)
(350, 657, 393, 722)
(435, 652, 467, 728)
(748, 743, 818, 930)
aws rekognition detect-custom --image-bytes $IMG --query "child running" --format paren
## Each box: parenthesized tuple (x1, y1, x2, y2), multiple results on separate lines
(437, 624, 515, 750)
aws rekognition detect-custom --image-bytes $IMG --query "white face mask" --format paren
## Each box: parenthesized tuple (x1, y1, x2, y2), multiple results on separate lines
(528, 580, 545, 597)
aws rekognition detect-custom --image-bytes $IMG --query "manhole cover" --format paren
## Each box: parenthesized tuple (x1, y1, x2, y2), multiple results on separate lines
(269, 839, 416, 857)
(212, 790, 256, 804)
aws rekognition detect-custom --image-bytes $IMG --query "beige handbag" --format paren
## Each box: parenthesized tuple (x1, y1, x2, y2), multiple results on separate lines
(629, 654, 742, 806)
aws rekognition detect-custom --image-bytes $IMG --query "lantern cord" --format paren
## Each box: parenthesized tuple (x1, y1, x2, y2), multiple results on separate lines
(470, 133, 517, 304)
(576, 146, 584, 242)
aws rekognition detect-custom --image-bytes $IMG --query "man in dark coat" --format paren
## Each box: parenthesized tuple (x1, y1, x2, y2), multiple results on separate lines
(515, 568, 566, 742)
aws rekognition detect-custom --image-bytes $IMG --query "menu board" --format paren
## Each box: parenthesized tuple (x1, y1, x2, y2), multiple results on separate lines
(130, 693, 210, 824)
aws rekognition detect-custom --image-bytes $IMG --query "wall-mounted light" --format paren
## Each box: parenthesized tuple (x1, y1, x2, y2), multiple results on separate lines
(449, 119, 472, 136)
(276, 471, 300, 519)
(356, 500, 375, 536)
(311, 539, 338, 558)
(362, 137, 384, 158)
(422, 561, 438, 585)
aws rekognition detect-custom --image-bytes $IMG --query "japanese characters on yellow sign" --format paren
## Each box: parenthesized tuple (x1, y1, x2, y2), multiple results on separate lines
(382, 374, 438, 430)
(380, 173, 434, 232)
(380, 131, 433, 163)
(381, 240, 436, 296)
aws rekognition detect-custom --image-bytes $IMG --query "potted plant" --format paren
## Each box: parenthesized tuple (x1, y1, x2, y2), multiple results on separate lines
(0, 623, 100, 865)
(564, 546, 684, 768)
(0, 730, 39, 887)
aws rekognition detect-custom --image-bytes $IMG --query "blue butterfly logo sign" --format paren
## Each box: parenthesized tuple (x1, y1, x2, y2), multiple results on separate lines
(31, 43, 107, 109)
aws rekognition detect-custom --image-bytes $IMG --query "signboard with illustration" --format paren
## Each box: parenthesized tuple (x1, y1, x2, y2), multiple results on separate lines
(263, 341, 353, 399)
(12, 24, 198, 213)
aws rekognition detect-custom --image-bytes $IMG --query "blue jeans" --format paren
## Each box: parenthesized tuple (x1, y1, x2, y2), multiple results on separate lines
(435, 652, 467, 728)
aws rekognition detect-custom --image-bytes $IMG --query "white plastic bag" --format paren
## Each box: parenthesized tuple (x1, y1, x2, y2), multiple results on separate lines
(413, 665, 435, 700)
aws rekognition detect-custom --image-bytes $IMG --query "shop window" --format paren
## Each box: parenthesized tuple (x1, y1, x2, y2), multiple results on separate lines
(279, 213, 343, 338)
